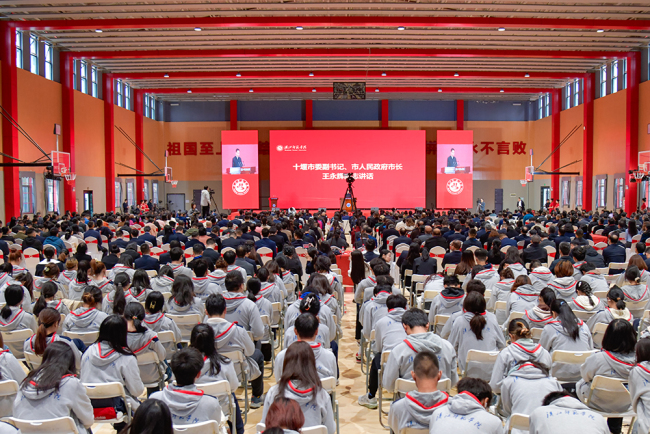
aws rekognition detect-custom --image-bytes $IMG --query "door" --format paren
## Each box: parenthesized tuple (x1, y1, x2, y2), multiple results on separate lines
(193, 189, 202, 209)
(167, 193, 185, 213)
(541, 186, 551, 209)
(83, 190, 94, 215)
(494, 188, 503, 213)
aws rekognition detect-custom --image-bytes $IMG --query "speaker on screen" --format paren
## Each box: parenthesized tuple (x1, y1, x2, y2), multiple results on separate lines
(415, 207, 424, 212)
(318, 208, 327, 212)
(371, 207, 379, 212)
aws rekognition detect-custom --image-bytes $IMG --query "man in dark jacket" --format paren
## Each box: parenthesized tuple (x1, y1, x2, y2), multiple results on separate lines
(21, 228, 43, 253)
(203, 238, 221, 264)
(391, 228, 412, 253)
(549, 242, 575, 273)
(522, 235, 548, 264)
(462, 228, 482, 251)
(424, 228, 449, 251)
(137, 226, 158, 247)
(102, 244, 121, 270)
(441, 240, 463, 269)
(83, 221, 103, 249)
(413, 248, 437, 275)
(134, 243, 160, 271)
(602, 233, 627, 273)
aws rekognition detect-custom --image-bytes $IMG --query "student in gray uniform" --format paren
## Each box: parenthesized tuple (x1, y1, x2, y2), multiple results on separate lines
(123, 302, 166, 393)
(353, 258, 383, 305)
(428, 275, 465, 330)
(284, 287, 336, 344)
(529, 391, 609, 434)
(630, 338, 650, 434)
(529, 264, 554, 293)
(614, 256, 650, 287)
(523, 287, 555, 330)
(150, 347, 222, 426)
(256, 267, 282, 304)
(275, 313, 337, 380)
(165, 275, 204, 317)
(222, 271, 264, 341)
(89, 261, 115, 295)
(190, 324, 243, 434)
(0, 275, 34, 314)
(587, 286, 633, 332)
(505, 275, 539, 324)
(449, 292, 506, 377)
(247, 277, 275, 358)
(262, 341, 335, 434)
(130, 269, 153, 303)
(103, 273, 137, 315)
(548, 260, 577, 302)
(579, 262, 609, 294)
(13, 342, 94, 434)
(381, 308, 457, 395)
(150, 265, 175, 294)
(204, 294, 265, 409)
(62, 286, 108, 333)
(191, 260, 221, 301)
(576, 319, 637, 434)
(308, 273, 342, 325)
(568, 280, 604, 316)
(487, 268, 515, 323)
(490, 318, 552, 394)
(374, 294, 408, 354)
(360, 282, 392, 341)
(388, 350, 448, 433)
(80, 315, 145, 420)
(32, 281, 70, 316)
(284, 293, 331, 350)
(24, 308, 83, 369)
(0, 285, 37, 356)
(540, 299, 594, 381)
(169, 247, 193, 279)
(67, 261, 91, 301)
(620, 266, 650, 317)
(464, 251, 499, 291)
(428, 377, 503, 434)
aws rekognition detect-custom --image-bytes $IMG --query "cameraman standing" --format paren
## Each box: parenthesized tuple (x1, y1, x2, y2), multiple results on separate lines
(200, 185, 210, 218)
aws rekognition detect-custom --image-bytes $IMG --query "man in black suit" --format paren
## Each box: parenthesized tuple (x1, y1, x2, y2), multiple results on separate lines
(446, 224, 466, 243)
(522, 235, 548, 264)
(363, 239, 379, 262)
(380, 224, 400, 250)
(232, 148, 243, 169)
(184, 228, 204, 250)
(109, 230, 131, 250)
(462, 228, 482, 250)
(391, 228, 411, 253)
(137, 226, 157, 247)
(158, 240, 182, 265)
(84, 221, 103, 249)
(188, 244, 214, 271)
(222, 229, 244, 249)
(134, 243, 159, 271)
(424, 228, 449, 251)
(102, 244, 121, 270)
(516, 198, 525, 212)
(122, 242, 140, 263)
(601, 218, 618, 237)
(269, 226, 285, 253)
(602, 233, 627, 273)
(22, 228, 43, 253)
(441, 240, 462, 269)
(168, 221, 188, 244)
(97, 219, 113, 244)
(203, 238, 221, 264)
(549, 242, 575, 273)
(446, 148, 457, 168)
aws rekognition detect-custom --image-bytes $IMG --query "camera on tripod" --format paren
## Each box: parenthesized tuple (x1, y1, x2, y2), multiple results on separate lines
(345, 173, 355, 184)
(208, 188, 215, 194)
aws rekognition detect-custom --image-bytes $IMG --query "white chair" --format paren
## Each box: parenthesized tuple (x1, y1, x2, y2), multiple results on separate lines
(429, 246, 446, 271)
(196, 381, 234, 426)
(257, 247, 274, 264)
(432, 314, 449, 335)
(256, 424, 327, 434)
(444, 264, 457, 276)
(377, 350, 392, 429)
(583, 375, 636, 423)
(150, 247, 164, 259)
(183, 247, 194, 262)
(83, 382, 132, 424)
(551, 350, 596, 382)
(84, 237, 102, 261)
(63, 331, 99, 346)
(22, 247, 40, 276)
(395, 244, 410, 256)
(9, 416, 79, 434)
(572, 309, 596, 322)
(173, 420, 219, 434)
(221, 350, 250, 424)
(157, 330, 178, 361)
(24, 352, 43, 370)
(544, 245, 557, 264)
(507, 413, 530, 434)
(494, 300, 507, 322)
(399, 429, 429, 434)
(321, 376, 340, 434)
(500, 246, 510, 254)
(626, 299, 647, 319)
(466, 246, 479, 253)
(3, 329, 33, 360)
(271, 302, 283, 348)
(260, 315, 275, 377)
(295, 247, 309, 274)
(166, 313, 202, 343)
(592, 322, 608, 348)
(608, 262, 627, 275)
(0, 380, 19, 418)
(420, 289, 440, 312)
(464, 350, 499, 381)
(531, 327, 543, 342)
(593, 242, 607, 253)
(221, 247, 236, 255)
(136, 351, 165, 390)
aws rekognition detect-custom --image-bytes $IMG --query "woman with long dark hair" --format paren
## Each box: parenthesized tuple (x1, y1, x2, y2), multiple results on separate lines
(0, 285, 37, 356)
(124, 302, 166, 390)
(166, 275, 204, 316)
(118, 399, 172, 434)
(261, 341, 335, 434)
(130, 269, 153, 302)
(62, 286, 108, 333)
(488, 238, 504, 265)
(150, 265, 174, 294)
(455, 250, 476, 276)
(568, 280, 604, 314)
(523, 287, 556, 330)
(143, 291, 182, 359)
(487, 267, 514, 324)
(0, 272, 34, 313)
(505, 275, 539, 323)
(103, 272, 136, 315)
(548, 260, 578, 302)
(587, 286, 633, 331)
(68, 260, 90, 300)
(264, 397, 305, 434)
(33, 281, 70, 316)
(24, 308, 82, 366)
(397, 242, 420, 281)
(14, 342, 94, 433)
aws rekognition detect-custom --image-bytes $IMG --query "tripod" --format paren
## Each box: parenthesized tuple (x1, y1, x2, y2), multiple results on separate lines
(209, 191, 221, 215)
(340, 182, 357, 213)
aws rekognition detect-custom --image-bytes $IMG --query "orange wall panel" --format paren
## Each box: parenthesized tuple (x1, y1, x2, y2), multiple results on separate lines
(114, 106, 136, 173)
(593, 89, 627, 176)
(639, 81, 650, 153)
(74, 91, 105, 178)
(559, 105, 584, 172)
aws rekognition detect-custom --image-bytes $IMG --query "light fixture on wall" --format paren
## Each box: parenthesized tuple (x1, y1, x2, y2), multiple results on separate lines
(438, 88, 442, 92)
(312, 88, 317, 92)
(309, 72, 314, 77)
(375, 88, 379, 92)
(497, 27, 506, 31)
(454, 72, 459, 77)
(500, 89, 504, 92)
(597, 29, 605, 33)
(163, 74, 169, 78)
(236, 73, 241, 77)
(187, 89, 192, 93)
(524, 73, 530, 78)
(381, 72, 387, 76)
(249, 88, 254, 92)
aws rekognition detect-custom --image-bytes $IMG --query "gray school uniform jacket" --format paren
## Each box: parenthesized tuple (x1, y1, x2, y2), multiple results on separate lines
(130, 287, 153, 303)
(34, 277, 67, 299)
(0, 350, 25, 417)
(191, 277, 221, 301)
(321, 293, 341, 325)
(572, 261, 586, 280)
(489, 339, 552, 394)
(448, 312, 506, 374)
(207, 269, 227, 293)
(108, 264, 135, 281)
(67, 278, 90, 301)
(90, 277, 115, 295)
(360, 290, 390, 340)
(508, 263, 528, 279)
(24, 333, 82, 369)
(375, 307, 407, 354)
(151, 275, 174, 293)
(528, 396, 609, 434)
(539, 320, 594, 380)
(630, 361, 650, 434)
(207, 317, 262, 381)
(259, 281, 282, 304)
(523, 307, 554, 330)
(80, 342, 145, 410)
(13, 375, 94, 434)
(281, 270, 297, 303)
(262, 380, 335, 434)
(58, 270, 77, 289)
(126, 330, 166, 384)
(223, 292, 264, 341)
(587, 307, 633, 332)
(46, 299, 70, 315)
(423, 275, 445, 293)
(0, 280, 33, 313)
(548, 276, 577, 302)
(144, 312, 182, 359)
(500, 363, 563, 417)
(254, 295, 274, 340)
(170, 263, 193, 279)
(388, 390, 449, 433)
(62, 307, 108, 333)
(165, 296, 205, 318)
(488, 278, 514, 321)
(354, 275, 376, 304)
(226, 264, 247, 282)
(284, 324, 330, 349)
(150, 384, 221, 426)
(580, 272, 610, 294)
(576, 350, 635, 413)
(324, 272, 343, 304)
(0, 307, 37, 355)
(506, 284, 539, 324)
(196, 357, 239, 416)
(615, 268, 650, 287)
(529, 267, 554, 293)
(568, 295, 604, 315)
(102, 290, 138, 314)
(429, 392, 504, 434)
(274, 341, 337, 380)
(428, 287, 465, 331)
(383, 332, 458, 393)
(284, 298, 336, 343)
(621, 283, 650, 317)
(440, 310, 498, 340)
(465, 266, 499, 291)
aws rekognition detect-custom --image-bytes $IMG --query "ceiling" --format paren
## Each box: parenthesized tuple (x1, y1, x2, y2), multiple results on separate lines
(3, 1, 650, 101)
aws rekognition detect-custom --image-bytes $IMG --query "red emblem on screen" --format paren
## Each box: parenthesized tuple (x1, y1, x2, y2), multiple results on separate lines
(446, 178, 464, 195)
(232, 179, 250, 196)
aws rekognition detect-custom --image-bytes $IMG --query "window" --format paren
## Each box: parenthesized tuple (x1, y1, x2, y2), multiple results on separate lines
(612, 60, 619, 94)
(29, 33, 38, 75)
(45, 179, 59, 213)
(144, 94, 156, 120)
(126, 179, 135, 206)
(115, 181, 122, 210)
(574, 79, 580, 107)
(16, 30, 23, 69)
(562, 179, 570, 207)
(600, 64, 607, 97)
(143, 182, 149, 201)
(44, 43, 53, 80)
(622, 58, 628, 90)
(80, 61, 88, 94)
(596, 177, 607, 208)
(73, 59, 77, 91)
(124, 82, 131, 110)
(91, 65, 99, 97)
(145, 94, 150, 118)
(614, 177, 625, 210)
(565, 83, 572, 109)
(575, 179, 583, 208)
(116, 79, 124, 108)
(538, 93, 550, 119)
(152, 182, 159, 207)
(20, 176, 35, 214)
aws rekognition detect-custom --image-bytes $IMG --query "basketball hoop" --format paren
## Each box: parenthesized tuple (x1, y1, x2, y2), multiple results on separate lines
(171, 180, 178, 188)
(634, 170, 645, 181)
(520, 179, 527, 186)
(64, 173, 76, 182)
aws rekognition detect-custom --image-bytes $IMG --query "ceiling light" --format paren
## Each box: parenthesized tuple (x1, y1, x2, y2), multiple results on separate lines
(498, 27, 506, 31)
(438, 88, 442, 92)
(524, 73, 530, 78)
(187, 89, 192, 93)
(194, 27, 202, 31)
(95, 29, 103, 33)
(163, 74, 169, 78)
(375, 88, 380, 92)
(381, 72, 387, 77)
(309, 72, 314, 77)
(500, 89, 504, 93)
(312, 88, 317, 92)
(249, 89, 254, 93)
(397, 26, 405, 31)
(454, 72, 459, 77)
(236, 73, 241, 77)
(296, 26, 303, 30)
(597, 29, 604, 33)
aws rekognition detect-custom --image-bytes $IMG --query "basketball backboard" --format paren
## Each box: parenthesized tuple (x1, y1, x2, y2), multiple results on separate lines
(165, 166, 173, 182)
(51, 151, 70, 176)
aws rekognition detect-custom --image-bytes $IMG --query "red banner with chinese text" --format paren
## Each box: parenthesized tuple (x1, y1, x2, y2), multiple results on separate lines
(221, 131, 259, 210)
(437, 131, 474, 209)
